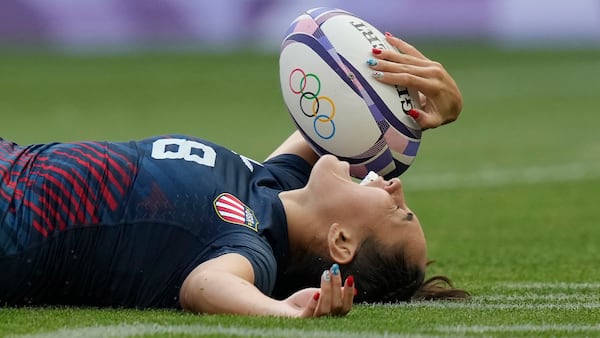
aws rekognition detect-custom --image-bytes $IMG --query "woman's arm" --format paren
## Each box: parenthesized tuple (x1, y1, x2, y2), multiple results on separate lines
(265, 130, 319, 165)
(179, 253, 354, 317)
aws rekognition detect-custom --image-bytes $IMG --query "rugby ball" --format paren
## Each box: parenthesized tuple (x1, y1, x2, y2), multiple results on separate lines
(279, 7, 422, 179)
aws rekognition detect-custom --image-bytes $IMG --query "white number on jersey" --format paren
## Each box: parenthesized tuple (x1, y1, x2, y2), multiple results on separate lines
(151, 138, 216, 167)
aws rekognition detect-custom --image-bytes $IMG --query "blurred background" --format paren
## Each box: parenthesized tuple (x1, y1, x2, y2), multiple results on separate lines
(2, 0, 599, 51)
(1, 0, 600, 302)
(1, 0, 599, 168)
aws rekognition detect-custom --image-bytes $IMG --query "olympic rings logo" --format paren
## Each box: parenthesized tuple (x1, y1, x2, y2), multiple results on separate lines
(288, 68, 336, 139)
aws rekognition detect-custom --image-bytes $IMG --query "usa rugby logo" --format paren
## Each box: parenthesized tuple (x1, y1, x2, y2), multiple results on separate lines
(213, 193, 259, 231)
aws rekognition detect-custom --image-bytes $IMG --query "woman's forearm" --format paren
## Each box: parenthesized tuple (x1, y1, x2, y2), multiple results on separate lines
(181, 268, 294, 316)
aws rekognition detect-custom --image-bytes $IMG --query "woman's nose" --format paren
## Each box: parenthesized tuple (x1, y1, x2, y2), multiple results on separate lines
(385, 178, 407, 205)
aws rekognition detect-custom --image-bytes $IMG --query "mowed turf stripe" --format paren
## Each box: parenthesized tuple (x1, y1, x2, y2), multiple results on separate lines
(436, 324, 600, 334)
(11, 324, 436, 338)
(406, 162, 600, 191)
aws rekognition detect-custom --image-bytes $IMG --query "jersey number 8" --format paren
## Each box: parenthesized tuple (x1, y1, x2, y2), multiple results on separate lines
(151, 138, 216, 167)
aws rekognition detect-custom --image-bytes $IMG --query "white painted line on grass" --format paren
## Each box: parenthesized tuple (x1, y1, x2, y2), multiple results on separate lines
(499, 282, 600, 289)
(436, 324, 600, 334)
(391, 301, 600, 310)
(475, 293, 599, 302)
(406, 162, 600, 191)
(11, 324, 437, 338)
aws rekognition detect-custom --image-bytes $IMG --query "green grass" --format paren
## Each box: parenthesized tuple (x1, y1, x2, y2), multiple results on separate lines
(1, 45, 600, 337)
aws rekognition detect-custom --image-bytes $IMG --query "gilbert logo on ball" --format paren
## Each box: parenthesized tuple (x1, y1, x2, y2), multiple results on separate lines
(279, 7, 421, 179)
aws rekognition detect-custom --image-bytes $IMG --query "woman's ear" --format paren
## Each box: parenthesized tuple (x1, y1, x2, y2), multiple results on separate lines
(327, 223, 358, 264)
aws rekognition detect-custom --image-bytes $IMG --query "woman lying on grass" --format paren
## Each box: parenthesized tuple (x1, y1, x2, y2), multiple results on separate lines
(0, 35, 468, 317)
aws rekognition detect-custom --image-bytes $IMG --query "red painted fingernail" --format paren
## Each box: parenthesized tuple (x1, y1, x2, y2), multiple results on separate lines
(372, 48, 382, 55)
(407, 109, 419, 119)
(385, 32, 392, 37)
(313, 292, 320, 301)
(347, 275, 354, 287)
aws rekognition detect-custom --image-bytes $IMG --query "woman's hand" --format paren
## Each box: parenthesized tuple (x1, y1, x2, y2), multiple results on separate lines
(282, 264, 355, 317)
(368, 33, 463, 130)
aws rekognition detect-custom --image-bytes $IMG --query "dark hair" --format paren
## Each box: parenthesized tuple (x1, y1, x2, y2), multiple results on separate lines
(411, 261, 471, 301)
(340, 236, 424, 302)
(272, 238, 469, 302)
(273, 237, 411, 301)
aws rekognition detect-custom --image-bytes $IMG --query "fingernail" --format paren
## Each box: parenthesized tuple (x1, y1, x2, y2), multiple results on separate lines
(385, 32, 392, 37)
(322, 270, 331, 282)
(331, 263, 340, 276)
(347, 275, 354, 287)
(372, 71, 384, 79)
(372, 48, 382, 55)
(407, 109, 419, 119)
(366, 58, 378, 66)
(313, 292, 320, 301)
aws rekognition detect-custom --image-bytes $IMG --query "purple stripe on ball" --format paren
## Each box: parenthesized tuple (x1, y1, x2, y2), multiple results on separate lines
(403, 140, 420, 156)
(307, 8, 350, 25)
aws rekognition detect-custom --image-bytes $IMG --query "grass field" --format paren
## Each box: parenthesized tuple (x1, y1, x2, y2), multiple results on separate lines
(1, 44, 600, 337)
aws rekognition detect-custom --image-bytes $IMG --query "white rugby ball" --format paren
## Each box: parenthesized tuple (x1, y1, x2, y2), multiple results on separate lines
(279, 7, 422, 179)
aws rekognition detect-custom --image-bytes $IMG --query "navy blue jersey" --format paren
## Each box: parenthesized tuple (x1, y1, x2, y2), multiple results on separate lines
(0, 135, 311, 308)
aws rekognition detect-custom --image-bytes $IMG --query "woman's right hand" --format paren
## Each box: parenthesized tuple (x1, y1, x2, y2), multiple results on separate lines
(282, 264, 355, 317)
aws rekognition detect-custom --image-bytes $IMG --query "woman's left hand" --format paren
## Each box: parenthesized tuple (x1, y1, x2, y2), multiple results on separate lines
(368, 33, 463, 130)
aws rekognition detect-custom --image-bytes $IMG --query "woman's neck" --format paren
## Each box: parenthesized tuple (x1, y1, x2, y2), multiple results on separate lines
(278, 188, 328, 256)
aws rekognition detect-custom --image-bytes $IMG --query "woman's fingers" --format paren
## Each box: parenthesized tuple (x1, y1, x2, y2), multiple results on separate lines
(367, 54, 446, 97)
(372, 47, 431, 67)
(311, 264, 354, 317)
(329, 264, 343, 315)
(368, 58, 434, 81)
(340, 275, 355, 315)
(299, 291, 321, 317)
(314, 269, 332, 316)
(384, 33, 428, 60)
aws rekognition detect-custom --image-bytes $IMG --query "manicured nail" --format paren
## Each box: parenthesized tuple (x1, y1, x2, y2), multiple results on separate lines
(313, 292, 320, 301)
(372, 48, 382, 55)
(331, 263, 340, 276)
(347, 275, 354, 287)
(366, 58, 378, 66)
(322, 270, 331, 282)
(407, 109, 419, 119)
(372, 71, 384, 79)
(385, 32, 392, 37)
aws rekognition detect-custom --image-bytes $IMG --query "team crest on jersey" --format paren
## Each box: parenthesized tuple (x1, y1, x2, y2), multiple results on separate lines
(213, 193, 259, 231)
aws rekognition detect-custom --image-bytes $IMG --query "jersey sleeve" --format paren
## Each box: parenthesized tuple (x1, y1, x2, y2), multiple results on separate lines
(206, 231, 278, 295)
(262, 154, 312, 191)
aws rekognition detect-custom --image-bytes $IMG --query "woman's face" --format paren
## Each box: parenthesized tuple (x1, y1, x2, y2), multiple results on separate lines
(307, 155, 427, 268)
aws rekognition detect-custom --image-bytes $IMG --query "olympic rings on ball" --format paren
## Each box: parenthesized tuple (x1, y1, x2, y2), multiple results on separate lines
(289, 68, 336, 139)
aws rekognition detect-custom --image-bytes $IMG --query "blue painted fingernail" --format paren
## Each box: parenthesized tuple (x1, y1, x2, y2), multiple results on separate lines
(322, 270, 331, 282)
(331, 263, 340, 276)
(366, 59, 378, 66)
